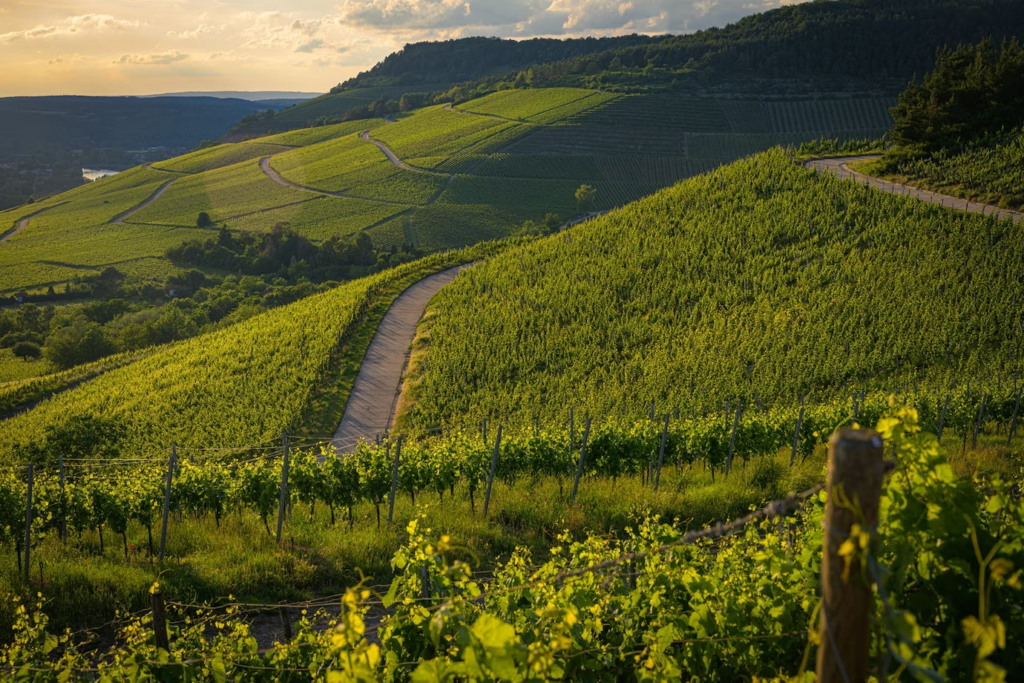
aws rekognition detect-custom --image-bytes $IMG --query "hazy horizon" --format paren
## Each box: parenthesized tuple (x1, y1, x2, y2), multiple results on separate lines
(0, 0, 808, 97)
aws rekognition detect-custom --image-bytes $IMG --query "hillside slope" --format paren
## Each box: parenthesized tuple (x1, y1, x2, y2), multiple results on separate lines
(528, 0, 1024, 92)
(408, 148, 1024, 428)
(0, 247, 496, 461)
(0, 88, 891, 296)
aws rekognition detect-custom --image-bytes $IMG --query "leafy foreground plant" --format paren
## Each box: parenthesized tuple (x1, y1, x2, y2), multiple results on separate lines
(3, 405, 1023, 681)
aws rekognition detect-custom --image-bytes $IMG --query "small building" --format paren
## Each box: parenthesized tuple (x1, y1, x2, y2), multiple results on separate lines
(14, 291, 28, 304)
(164, 285, 191, 298)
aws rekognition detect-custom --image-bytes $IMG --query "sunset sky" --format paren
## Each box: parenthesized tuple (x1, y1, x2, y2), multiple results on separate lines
(0, 0, 806, 97)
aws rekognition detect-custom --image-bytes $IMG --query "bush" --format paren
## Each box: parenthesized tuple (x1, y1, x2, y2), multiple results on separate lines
(11, 341, 41, 360)
(196, 212, 213, 228)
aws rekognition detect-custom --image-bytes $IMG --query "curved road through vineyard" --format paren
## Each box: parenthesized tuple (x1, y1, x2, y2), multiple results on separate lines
(808, 156, 1024, 223)
(332, 264, 469, 455)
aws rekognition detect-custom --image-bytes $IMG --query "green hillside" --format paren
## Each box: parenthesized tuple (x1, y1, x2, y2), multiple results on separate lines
(0, 88, 894, 297)
(407, 147, 1024, 429)
(0, 247, 495, 461)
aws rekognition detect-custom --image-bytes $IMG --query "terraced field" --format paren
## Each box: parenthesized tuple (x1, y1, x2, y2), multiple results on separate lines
(152, 141, 294, 174)
(0, 87, 897, 294)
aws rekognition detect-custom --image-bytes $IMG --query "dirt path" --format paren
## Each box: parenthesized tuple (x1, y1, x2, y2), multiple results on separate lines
(1, 206, 53, 243)
(807, 156, 1024, 223)
(358, 132, 450, 182)
(111, 179, 177, 224)
(332, 265, 469, 455)
(259, 157, 412, 207)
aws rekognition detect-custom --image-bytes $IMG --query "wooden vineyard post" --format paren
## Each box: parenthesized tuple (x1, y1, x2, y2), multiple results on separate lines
(569, 407, 575, 462)
(58, 454, 66, 543)
(817, 429, 884, 683)
(725, 404, 742, 476)
(1009, 388, 1022, 446)
(790, 401, 806, 468)
(159, 445, 176, 563)
(151, 590, 169, 651)
(937, 393, 950, 444)
(483, 425, 502, 517)
(276, 431, 290, 544)
(654, 413, 669, 491)
(571, 418, 592, 504)
(279, 604, 293, 642)
(971, 394, 987, 451)
(23, 464, 33, 584)
(387, 435, 402, 526)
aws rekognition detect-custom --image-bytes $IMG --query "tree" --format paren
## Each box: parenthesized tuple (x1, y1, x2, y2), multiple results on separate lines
(43, 318, 115, 369)
(575, 185, 597, 214)
(196, 212, 213, 228)
(11, 341, 41, 360)
(544, 213, 562, 233)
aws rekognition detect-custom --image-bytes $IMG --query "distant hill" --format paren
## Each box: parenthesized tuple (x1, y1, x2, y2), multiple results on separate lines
(228, 35, 664, 137)
(337, 35, 666, 90)
(144, 91, 322, 101)
(0, 96, 270, 156)
(524, 0, 1024, 93)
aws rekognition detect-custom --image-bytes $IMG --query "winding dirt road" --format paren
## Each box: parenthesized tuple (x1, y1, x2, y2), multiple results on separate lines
(358, 131, 421, 172)
(332, 264, 469, 455)
(112, 179, 177, 224)
(807, 156, 1023, 223)
(1, 207, 52, 243)
(259, 157, 413, 207)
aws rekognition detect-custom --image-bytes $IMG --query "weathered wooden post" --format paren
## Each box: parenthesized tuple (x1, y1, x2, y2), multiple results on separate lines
(816, 429, 884, 683)
(159, 445, 176, 563)
(789, 401, 806, 468)
(971, 394, 987, 450)
(276, 432, 290, 544)
(483, 425, 502, 517)
(725, 404, 742, 476)
(387, 435, 403, 526)
(571, 418, 592, 504)
(1008, 388, 1022, 446)
(279, 604, 293, 642)
(654, 413, 669, 491)
(937, 393, 950, 444)
(58, 454, 66, 543)
(151, 589, 169, 651)
(23, 465, 33, 583)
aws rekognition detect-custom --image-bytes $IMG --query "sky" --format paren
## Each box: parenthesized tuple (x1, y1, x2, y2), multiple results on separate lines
(0, 0, 807, 97)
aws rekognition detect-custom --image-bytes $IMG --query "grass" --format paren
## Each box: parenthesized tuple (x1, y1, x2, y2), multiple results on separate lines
(0, 447, 825, 638)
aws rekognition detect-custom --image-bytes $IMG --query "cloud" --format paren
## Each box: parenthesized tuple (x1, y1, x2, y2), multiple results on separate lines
(168, 24, 221, 39)
(295, 38, 325, 53)
(117, 50, 190, 65)
(1, 14, 142, 43)
(336, 0, 811, 35)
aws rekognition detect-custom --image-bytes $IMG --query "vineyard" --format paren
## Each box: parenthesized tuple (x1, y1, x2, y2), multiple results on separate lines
(0, 245, 499, 461)
(151, 142, 293, 175)
(456, 88, 617, 123)
(866, 126, 1024, 210)
(269, 134, 448, 205)
(0, 87, 903, 294)
(410, 148, 1024, 429)
(1, 406, 1022, 679)
(259, 119, 386, 147)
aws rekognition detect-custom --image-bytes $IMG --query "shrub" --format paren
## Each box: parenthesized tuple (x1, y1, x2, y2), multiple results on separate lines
(11, 341, 41, 360)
